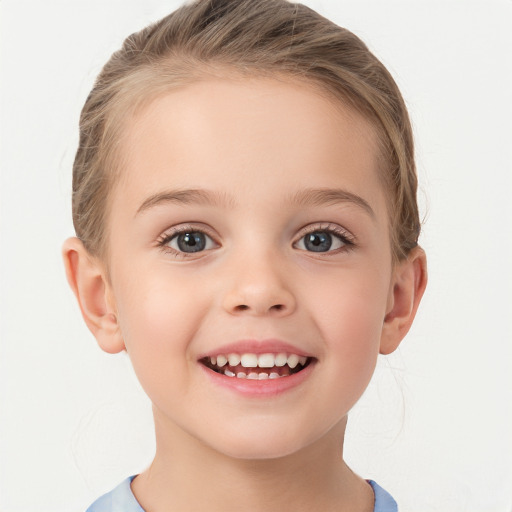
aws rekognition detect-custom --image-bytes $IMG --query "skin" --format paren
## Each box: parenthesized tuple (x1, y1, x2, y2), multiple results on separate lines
(63, 76, 427, 511)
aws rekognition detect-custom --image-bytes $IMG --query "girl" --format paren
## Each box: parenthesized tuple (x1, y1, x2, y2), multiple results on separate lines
(63, 0, 427, 510)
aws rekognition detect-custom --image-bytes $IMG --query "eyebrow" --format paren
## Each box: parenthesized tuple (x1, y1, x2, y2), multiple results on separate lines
(136, 186, 375, 219)
(289, 188, 375, 219)
(136, 188, 234, 215)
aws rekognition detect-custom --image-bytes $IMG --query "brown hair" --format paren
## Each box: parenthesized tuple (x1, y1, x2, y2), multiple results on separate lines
(72, 0, 420, 261)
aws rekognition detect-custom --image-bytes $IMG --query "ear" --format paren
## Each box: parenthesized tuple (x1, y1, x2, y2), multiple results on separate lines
(62, 237, 125, 354)
(380, 246, 427, 355)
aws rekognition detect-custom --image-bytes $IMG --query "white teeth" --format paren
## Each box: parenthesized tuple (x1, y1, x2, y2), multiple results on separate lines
(287, 354, 299, 369)
(240, 354, 258, 368)
(228, 353, 241, 366)
(258, 353, 275, 368)
(275, 353, 287, 367)
(224, 369, 284, 380)
(210, 352, 309, 372)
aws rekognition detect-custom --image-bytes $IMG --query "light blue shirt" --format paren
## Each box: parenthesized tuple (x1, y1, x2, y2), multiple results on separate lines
(87, 475, 398, 512)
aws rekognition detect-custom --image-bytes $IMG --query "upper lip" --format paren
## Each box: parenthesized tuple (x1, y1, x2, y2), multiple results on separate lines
(197, 339, 313, 359)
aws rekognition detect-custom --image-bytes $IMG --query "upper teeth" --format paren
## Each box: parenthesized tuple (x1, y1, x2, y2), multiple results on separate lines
(210, 353, 307, 369)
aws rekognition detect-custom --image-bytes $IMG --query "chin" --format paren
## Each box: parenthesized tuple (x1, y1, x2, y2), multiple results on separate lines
(224, 443, 296, 461)
(207, 423, 319, 461)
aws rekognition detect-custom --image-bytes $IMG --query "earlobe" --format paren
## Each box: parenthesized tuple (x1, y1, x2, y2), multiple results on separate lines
(62, 237, 125, 354)
(380, 246, 427, 355)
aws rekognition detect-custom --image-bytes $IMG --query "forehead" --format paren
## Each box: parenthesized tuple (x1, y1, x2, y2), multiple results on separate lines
(113, 76, 387, 220)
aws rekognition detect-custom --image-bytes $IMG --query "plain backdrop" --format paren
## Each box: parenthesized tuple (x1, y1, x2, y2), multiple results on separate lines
(1, 1, 511, 511)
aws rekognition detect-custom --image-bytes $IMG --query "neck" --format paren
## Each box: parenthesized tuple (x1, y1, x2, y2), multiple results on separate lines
(132, 412, 373, 512)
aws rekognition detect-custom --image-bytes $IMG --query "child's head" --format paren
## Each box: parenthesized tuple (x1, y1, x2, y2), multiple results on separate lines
(64, 0, 426, 461)
(72, 0, 419, 264)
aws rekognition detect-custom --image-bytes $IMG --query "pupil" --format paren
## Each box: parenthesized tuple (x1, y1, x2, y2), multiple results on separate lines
(177, 232, 206, 253)
(305, 231, 332, 252)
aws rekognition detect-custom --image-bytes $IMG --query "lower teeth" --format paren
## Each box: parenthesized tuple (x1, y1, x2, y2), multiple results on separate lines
(225, 369, 284, 379)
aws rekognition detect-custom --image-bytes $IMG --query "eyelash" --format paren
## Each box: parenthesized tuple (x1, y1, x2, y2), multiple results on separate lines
(156, 222, 356, 258)
(156, 224, 218, 259)
(293, 223, 356, 253)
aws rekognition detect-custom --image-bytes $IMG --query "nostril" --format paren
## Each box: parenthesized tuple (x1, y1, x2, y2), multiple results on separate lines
(233, 304, 285, 313)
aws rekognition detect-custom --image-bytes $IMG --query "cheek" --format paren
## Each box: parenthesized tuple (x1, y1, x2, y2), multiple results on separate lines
(305, 268, 389, 384)
(112, 271, 206, 393)
(308, 265, 388, 335)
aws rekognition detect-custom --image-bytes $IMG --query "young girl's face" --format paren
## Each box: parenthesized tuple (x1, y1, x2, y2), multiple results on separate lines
(103, 76, 396, 459)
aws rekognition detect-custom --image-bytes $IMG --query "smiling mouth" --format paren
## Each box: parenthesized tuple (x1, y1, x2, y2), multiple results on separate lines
(200, 352, 313, 379)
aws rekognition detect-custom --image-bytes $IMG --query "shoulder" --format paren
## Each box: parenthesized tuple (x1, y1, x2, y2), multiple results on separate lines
(86, 476, 145, 512)
(367, 480, 398, 512)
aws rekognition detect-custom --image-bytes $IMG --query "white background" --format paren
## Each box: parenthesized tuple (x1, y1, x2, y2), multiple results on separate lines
(1, 1, 511, 511)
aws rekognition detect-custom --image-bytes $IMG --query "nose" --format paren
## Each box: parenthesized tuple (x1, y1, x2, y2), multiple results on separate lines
(221, 251, 296, 317)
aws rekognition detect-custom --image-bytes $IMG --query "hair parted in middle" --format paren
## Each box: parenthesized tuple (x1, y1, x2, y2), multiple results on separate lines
(72, 0, 419, 261)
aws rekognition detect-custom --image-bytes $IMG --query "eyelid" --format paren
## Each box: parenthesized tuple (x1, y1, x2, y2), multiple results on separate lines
(155, 222, 355, 257)
(156, 223, 220, 256)
(293, 223, 356, 249)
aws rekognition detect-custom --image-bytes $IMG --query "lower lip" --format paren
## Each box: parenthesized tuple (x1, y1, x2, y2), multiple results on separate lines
(199, 361, 316, 397)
